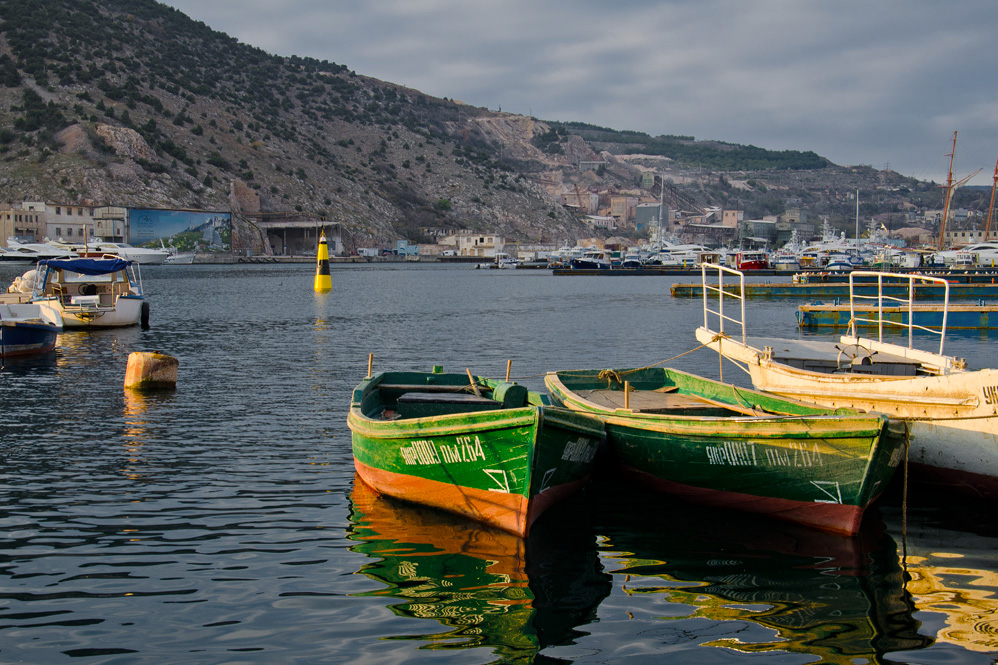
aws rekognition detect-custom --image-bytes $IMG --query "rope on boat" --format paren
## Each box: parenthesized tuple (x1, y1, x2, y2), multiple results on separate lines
(696, 332, 752, 379)
(509, 339, 723, 382)
(901, 425, 910, 584)
(597, 369, 625, 387)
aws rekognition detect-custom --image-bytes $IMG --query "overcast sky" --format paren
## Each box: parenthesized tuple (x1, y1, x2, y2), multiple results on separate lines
(160, 0, 998, 187)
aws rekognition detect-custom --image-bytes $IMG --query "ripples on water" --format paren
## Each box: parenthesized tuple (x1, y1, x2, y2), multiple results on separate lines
(1, 263, 995, 663)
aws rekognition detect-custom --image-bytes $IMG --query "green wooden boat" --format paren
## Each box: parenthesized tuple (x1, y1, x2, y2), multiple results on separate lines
(347, 367, 606, 536)
(544, 367, 906, 536)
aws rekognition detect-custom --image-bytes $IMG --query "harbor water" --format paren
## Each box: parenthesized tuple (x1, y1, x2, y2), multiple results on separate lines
(1, 263, 996, 664)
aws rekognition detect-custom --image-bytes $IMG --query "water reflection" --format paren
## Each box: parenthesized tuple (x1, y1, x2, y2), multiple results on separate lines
(594, 481, 932, 663)
(0, 349, 57, 374)
(882, 499, 998, 656)
(906, 549, 998, 655)
(347, 476, 612, 663)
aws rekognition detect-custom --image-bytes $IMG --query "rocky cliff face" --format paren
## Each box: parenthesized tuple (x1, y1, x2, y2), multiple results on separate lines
(0, 0, 614, 248)
(0, 0, 958, 249)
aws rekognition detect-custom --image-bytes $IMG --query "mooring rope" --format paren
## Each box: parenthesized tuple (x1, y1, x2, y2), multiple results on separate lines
(509, 338, 721, 382)
(901, 425, 910, 584)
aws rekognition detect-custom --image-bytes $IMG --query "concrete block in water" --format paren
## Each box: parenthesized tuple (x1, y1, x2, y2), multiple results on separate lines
(124, 351, 179, 390)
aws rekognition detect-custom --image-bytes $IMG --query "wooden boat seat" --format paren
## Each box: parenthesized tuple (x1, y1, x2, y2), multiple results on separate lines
(395, 391, 502, 419)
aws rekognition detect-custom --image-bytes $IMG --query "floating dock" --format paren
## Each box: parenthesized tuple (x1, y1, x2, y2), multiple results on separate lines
(797, 302, 998, 329)
(556, 267, 998, 280)
(671, 281, 998, 299)
(553, 267, 793, 277)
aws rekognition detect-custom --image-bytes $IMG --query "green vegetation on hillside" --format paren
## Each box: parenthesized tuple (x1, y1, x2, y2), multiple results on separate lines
(552, 121, 829, 171)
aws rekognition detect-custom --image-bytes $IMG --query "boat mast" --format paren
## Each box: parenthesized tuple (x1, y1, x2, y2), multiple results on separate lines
(657, 177, 665, 249)
(936, 131, 982, 251)
(855, 189, 860, 249)
(938, 131, 958, 251)
(985, 154, 998, 242)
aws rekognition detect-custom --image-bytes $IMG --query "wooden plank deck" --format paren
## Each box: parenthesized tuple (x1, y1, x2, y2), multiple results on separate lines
(574, 387, 718, 413)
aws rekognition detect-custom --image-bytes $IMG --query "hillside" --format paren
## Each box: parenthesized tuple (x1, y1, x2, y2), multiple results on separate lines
(0, 0, 983, 248)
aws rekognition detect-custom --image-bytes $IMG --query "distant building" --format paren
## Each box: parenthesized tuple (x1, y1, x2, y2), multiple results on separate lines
(634, 203, 668, 231)
(259, 218, 341, 256)
(781, 207, 807, 225)
(682, 223, 736, 247)
(609, 196, 639, 225)
(585, 215, 616, 230)
(721, 210, 743, 228)
(93, 206, 127, 242)
(579, 160, 608, 172)
(0, 201, 99, 243)
(440, 232, 504, 257)
(739, 219, 777, 247)
(396, 240, 419, 256)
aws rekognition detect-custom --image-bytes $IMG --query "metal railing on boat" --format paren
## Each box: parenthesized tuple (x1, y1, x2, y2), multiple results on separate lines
(700, 263, 747, 344)
(847, 271, 950, 357)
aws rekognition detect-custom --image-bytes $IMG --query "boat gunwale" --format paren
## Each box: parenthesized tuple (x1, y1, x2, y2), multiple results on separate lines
(544, 368, 887, 428)
(348, 371, 605, 440)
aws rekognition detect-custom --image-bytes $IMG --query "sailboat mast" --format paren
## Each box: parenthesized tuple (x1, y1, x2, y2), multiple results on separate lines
(985, 154, 998, 242)
(938, 131, 958, 251)
(855, 189, 860, 248)
(658, 177, 664, 249)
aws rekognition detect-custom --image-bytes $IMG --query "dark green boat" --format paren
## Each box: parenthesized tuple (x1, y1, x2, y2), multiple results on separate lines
(545, 367, 905, 535)
(348, 367, 605, 536)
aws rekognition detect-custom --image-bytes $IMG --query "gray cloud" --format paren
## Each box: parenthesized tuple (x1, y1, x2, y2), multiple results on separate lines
(161, 0, 998, 185)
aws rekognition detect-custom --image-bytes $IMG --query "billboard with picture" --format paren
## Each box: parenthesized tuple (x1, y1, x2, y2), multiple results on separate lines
(127, 209, 231, 251)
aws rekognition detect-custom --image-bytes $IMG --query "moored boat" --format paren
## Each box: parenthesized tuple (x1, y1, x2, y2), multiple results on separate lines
(347, 366, 605, 536)
(17, 258, 148, 328)
(46, 239, 170, 264)
(696, 265, 998, 500)
(735, 250, 770, 270)
(4, 239, 78, 262)
(162, 251, 195, 264)
(544, 366, 904, 535)
(491, 252, 518, 269)
(797, 301, 998, 329)
(570, 249, 611, 270)
(0, 303, 62, 358)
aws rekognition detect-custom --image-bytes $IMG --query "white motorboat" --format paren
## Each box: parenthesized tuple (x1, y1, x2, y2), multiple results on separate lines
(695, 265, 998, 500)
(491, 252, 518, 269)
(0, 303, 62, 358)
(14, 258, 149, 328)
(4, 239, 78, 261)
(50, 241, 170, 264)
(570, 249, 612, 270)
(936, 242, 998, 268)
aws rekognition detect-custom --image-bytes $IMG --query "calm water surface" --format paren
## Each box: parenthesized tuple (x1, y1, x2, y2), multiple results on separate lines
(1, 263, 996, 664)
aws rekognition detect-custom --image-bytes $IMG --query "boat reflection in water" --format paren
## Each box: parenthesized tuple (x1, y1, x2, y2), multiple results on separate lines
(347, 475, 612, 663)
(595, 482, 932, 664)
(882, 498, 998, 658)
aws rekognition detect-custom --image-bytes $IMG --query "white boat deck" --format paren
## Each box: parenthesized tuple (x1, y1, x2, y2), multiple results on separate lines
(745, 335, 922, 375)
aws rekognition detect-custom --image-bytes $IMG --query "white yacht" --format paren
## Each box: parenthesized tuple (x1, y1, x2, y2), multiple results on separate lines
(936, 242, 998, 268)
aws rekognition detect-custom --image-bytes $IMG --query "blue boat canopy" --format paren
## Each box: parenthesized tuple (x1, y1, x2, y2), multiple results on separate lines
(39, 258, 132, 275)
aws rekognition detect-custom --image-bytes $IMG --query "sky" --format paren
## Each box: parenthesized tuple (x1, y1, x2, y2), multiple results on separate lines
(160, 0, 998, 187)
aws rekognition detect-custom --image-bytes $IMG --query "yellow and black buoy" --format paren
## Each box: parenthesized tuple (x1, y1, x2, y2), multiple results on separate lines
(315, 231, 332, 292)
